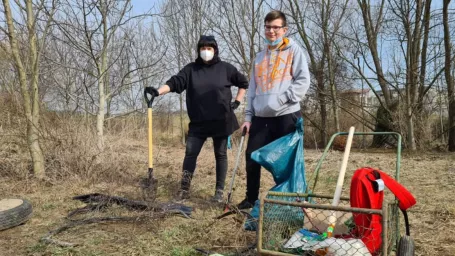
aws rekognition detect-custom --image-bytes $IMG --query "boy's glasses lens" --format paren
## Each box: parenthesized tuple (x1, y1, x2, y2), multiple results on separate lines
(265, 25, 282, 31)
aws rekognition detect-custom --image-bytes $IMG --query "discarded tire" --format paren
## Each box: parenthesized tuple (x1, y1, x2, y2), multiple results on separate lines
(397, 235, 415, 256)
(0, 199, 33, 231)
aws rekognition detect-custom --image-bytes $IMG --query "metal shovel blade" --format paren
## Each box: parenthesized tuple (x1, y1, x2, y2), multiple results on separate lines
(141, 168, 157, 202)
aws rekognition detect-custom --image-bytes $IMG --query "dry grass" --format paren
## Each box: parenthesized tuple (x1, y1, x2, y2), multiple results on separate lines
(1, 111, 455, 256)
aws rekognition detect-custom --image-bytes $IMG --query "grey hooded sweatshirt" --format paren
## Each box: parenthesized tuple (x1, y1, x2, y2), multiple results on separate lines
(245, 37, 310, 122)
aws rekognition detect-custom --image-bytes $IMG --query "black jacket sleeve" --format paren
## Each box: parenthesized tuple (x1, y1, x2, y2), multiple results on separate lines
(227, 63, 249, 89)
(165, 64, 192, 94)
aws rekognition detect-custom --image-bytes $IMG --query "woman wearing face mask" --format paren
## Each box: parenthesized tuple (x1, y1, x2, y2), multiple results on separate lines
(148, 35, 248, 202)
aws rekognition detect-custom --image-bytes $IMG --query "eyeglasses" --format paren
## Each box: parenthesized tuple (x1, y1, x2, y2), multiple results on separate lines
(264, 25, 284, 32)
(200, 35, 215, 40)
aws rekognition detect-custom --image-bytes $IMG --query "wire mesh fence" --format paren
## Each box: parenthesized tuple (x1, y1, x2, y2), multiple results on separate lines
(258, 193, 399, 256)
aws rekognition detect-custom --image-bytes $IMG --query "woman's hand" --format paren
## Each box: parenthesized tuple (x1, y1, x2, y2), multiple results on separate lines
(231, 100, 240, 110)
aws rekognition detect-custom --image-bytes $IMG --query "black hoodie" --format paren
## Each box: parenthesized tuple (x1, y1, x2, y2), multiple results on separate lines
(165, 36, 248, 137)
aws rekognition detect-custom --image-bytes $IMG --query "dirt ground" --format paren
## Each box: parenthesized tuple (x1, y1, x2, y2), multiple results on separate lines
(1, 138, 454, 256)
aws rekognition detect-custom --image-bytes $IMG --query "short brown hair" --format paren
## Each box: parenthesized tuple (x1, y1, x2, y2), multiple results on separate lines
(264, 10, 287, 27)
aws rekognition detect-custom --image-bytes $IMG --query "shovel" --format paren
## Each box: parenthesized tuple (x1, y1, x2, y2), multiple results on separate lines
(326, 126, 355, 237)
(141, 87, 158, 202)
(224, 126, 248, 212)
(315, 127, 356, 255)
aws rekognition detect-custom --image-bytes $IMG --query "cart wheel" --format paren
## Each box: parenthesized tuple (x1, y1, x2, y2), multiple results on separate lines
(0, 199, 33, 231)
(397, 235, 415, 256)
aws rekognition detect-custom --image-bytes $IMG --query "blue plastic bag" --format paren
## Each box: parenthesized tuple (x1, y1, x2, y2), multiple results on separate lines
(244, 118, 307, 231)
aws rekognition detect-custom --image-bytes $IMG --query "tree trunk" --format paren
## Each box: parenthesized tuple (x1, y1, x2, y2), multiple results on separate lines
(357, 0, 392, 107)
(96, 0, 108, 151)
(406, 103, 416, 150)
(289, 0, 328, 146)
(316, 71, 328, 146)
(329, 61, 340, 132)
(408, 0, 423, 151)
(27, 0, 46, 177)
(3, 0, 45, 178)
(438, 78, 446, 143)
(371, 103, 397, 148)
(357, 0, 397, 147)
(105, 67, 111, 131)
(96, 92, 106, 151)
(320, 95, 328, 146)
(412, 0, 432, 146)
(321, 0, 340, 133)
(176, 18, 186, 146)
(443, 0, 455, 151)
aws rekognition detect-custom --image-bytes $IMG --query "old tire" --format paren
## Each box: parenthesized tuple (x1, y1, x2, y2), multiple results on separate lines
(397, 235, 415, 256)
(0, 199, 33, 231)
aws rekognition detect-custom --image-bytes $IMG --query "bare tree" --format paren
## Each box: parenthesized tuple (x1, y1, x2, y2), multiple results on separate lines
(357, 0, 393, 107)
(53, 0, 131, 150)
(353, 0, 442, 150)
(44, 39, 85, 112)
(51, 0, 162, 150)
(1, 0, 56, 178)
(322, 0, 351, 132)
(286, 0, 351, 144)
(387, 0, 433, 150)
(355, 0, 402, 148)
(287, 0, 328, 145)
(105, 25, 166, 118)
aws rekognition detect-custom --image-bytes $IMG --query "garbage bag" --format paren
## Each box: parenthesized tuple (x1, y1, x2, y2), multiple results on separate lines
(252, 118, 307, 192)
(244, 118, 307, 231)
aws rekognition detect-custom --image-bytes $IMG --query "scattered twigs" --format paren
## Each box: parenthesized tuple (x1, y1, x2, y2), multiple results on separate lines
(40, 215, 154, 247)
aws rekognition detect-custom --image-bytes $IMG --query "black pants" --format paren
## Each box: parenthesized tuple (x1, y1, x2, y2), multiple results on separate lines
(245, 111, 302, 203)
(183, 136, 228, 191)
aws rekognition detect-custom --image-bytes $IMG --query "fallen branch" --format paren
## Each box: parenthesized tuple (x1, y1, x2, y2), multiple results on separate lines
(71, 193, 193, 218)
(72, 193, 153, 211)
(40, 216, 152, 247)
(194, 243, 257, 255)
(67, 203, 109, 218)
(215, 208, 253, 220)
(41, 193, 194, 248)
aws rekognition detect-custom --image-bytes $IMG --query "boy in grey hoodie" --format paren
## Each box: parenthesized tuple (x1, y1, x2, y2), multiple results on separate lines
(237, 10, 310, 209)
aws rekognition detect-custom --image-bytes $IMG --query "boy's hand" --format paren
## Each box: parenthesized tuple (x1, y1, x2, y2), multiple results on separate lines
(241, 122, 251, 134)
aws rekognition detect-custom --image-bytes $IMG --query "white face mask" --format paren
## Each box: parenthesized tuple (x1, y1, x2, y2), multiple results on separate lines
(200, 50, 214, 61)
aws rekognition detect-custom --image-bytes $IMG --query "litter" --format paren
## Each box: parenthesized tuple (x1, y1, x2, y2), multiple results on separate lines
(287, 237, 371, 256)
(283, 228, 326, 249)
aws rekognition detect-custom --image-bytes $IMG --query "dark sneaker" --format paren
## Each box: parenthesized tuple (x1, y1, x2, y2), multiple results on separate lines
(176, 190, 190, 201)
(237, 198, 254, 209)
(175, 170, 192, 201)
(210, 189, 224, 203)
